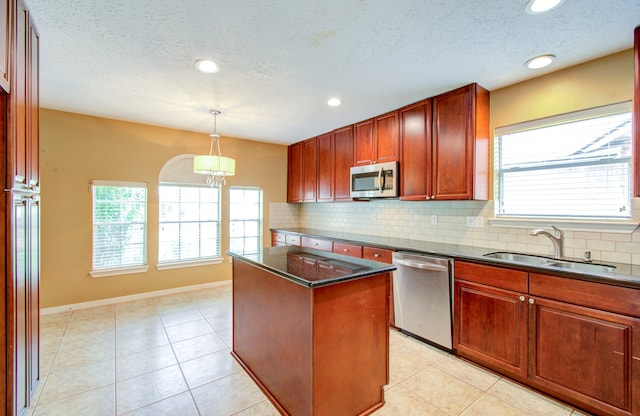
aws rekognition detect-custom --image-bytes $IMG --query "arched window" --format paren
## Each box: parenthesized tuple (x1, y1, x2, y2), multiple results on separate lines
(157, 154, 222, 269)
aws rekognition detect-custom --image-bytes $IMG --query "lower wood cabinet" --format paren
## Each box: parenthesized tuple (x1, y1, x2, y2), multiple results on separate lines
(454, 260, 640, 416)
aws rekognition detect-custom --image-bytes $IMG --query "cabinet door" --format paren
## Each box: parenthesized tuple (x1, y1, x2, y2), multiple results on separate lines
(316, 133, 334, 202)
(400, 100, 432, 200)
(0, 0, 10, 92)
(10, 0, 28, 189)
(12, 194, 28, 415)
(374, 111, 399, 164)
(432, 85, 473, 200)
(333, 126, 353, 201)
(530, 297, 639, 416)
(354, 119, 375, 166)
(287, 143, 302, 203)
(455, 280, 528, 379)
(302, 138, 317, 202)
(27, 18, 38, 190)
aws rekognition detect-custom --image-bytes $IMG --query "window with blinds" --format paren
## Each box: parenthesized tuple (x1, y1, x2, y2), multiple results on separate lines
(495, 102, 632, 219)
(91, 181, 147, 272)
(229, 187, 262, 255)
(158, 185, 221, 263)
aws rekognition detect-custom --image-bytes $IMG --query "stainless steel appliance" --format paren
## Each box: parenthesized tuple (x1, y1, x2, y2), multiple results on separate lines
(350, 161, 398, 198)
(392, 251, 453, 351)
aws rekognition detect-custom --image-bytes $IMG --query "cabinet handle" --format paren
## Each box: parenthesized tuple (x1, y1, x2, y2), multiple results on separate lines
(519, 296, 525, 301)
(343, 249, 348, 252)
(374, 253, 380, 258)
(431, 195, 435, 199)
(528, 298, 535, 304)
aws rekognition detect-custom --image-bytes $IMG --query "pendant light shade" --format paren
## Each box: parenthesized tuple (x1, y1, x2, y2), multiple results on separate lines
(194, 110, 235, 186)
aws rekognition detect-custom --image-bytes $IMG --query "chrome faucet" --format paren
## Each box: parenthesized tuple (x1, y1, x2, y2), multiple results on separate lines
(530, 225, 564, 259)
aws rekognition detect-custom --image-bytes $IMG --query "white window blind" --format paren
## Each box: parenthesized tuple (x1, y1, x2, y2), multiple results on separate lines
(495, 102, 632, 219)
(91, 181, 147, 271)
(158, 185, 221, 263)
(229, 187, 262, 255)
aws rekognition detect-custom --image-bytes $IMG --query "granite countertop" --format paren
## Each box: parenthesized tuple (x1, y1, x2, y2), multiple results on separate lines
(227, 246, 397, 288)
(271, 228, 640, 290)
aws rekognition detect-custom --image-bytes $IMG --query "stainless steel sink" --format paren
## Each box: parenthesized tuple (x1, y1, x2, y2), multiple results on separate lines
(544, 261, 616, 274)
(483, 252, 553, 265)
(483, 252, 616, 274)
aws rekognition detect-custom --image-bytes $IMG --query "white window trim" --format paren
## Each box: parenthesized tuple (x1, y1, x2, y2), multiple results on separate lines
(156, 257, 223, 271)
(90, 265, 150, 278)
(90, 180, 148, 276)
(493, 101, 634, 226)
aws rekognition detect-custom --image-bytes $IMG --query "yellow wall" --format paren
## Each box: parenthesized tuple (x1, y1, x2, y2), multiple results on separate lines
(40, 109, 287, 308)
(490, 49, 634, 131)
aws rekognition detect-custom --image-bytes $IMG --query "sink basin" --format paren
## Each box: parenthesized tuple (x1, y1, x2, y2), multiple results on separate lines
(483, 252, 616, 274)
(483, 252, 553, 265)
(544, 261, 616, 274)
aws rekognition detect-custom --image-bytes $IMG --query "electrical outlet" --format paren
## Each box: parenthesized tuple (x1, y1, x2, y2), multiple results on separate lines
(431, 215, 438, 225)
(466, 216, 484, 228)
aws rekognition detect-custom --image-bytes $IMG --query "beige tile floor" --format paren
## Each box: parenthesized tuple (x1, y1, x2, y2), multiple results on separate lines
(28, 283, 591, 416)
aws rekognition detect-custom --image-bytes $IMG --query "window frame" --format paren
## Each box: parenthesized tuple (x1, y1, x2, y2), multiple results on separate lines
(490, 101, 639, 233)
(157, 183, 223, 269)
(229, 186, 263, 256)
(90, 180, 149, 278)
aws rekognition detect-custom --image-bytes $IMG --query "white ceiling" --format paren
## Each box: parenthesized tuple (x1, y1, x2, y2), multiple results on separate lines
(25, 0, 640, 145)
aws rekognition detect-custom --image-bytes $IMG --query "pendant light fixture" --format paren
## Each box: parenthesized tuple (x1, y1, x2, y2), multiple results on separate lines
(193, 110, 236, 187)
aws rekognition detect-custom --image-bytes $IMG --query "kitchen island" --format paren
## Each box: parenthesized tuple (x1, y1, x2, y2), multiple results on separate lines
(227, 246, 396, 416)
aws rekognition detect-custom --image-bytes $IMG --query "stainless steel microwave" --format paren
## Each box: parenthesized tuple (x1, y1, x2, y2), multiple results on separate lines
(350, 161, 398, 198)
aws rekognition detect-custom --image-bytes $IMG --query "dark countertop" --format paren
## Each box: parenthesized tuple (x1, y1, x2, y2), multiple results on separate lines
(271, 227, 640, 290)
(227, 246, 397, 288)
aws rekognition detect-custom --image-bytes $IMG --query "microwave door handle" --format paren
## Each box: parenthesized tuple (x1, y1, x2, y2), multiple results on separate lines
(378, 167, 383, 193)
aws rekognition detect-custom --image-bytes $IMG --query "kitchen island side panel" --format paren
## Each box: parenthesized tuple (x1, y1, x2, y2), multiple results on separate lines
(232, 259, 313, 415)
(312, 272, 390, 415)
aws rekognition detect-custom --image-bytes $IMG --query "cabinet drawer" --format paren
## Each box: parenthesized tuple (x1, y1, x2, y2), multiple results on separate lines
(363, 247, 394, 264)
(285, 234, 301, 246)
(530, 273, 640, 318)
(301, 236, 332, 252)
(454, 260, 528, 293)
(333, 242, 363, 258)
(272, 232, 286, 245)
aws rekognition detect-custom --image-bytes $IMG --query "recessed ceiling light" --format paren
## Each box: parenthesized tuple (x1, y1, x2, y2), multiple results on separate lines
(525, 0, 564, 14)
(327, 98, 342, 107)
(525, 54, 555, 69)
(195, 59, 220, 74)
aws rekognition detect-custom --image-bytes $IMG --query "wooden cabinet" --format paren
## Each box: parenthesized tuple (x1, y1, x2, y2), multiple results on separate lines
(431, 84, 489, 200)
(302, 138, 317, 202)
(333, 242, 362, 258)
(354, 111, 399, 166)
(454, 261, 529, 378)
(363, 246, 393, 264)
(400, 99, 433, 200)
(333, 126, 353, 201)
(287, 142, 302, 203)
(2, 1, 40, 414)
(0, 0, 10, 92)
(316, 132, 333, 202)
(301, 236, 332, 252)
(455, 260, 640, 416)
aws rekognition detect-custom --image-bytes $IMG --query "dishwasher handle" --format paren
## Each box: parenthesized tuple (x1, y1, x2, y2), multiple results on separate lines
(393, 258, 448, 272)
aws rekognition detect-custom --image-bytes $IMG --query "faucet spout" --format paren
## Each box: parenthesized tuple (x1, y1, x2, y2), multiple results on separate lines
(530, 225, 564, 259)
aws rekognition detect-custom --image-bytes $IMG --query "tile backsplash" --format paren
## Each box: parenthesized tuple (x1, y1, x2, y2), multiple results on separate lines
(269, 200, 640, 265)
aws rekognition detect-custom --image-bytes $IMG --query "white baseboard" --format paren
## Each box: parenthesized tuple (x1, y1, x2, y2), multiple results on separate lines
(40, 280, 232, 315)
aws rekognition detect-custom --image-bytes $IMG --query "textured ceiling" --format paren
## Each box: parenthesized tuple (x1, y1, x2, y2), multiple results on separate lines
(25, 0, 640, 145)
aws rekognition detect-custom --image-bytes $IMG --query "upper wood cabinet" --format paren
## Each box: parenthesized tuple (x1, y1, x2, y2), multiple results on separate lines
(333, 126, 353, 201)
(9, 0, 27, 190)
(354, 110, 399, 166)
(316, 132, 334, 202)
(432, 83, 489, 200)
(0, 0, 10, 92)
(287, 142, 303, 203)
(400, 99, 433, 200)
(302, 138, 317, 202)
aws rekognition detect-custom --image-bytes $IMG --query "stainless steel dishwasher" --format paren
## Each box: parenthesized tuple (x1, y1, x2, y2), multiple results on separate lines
(392, 251, 453, 351)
